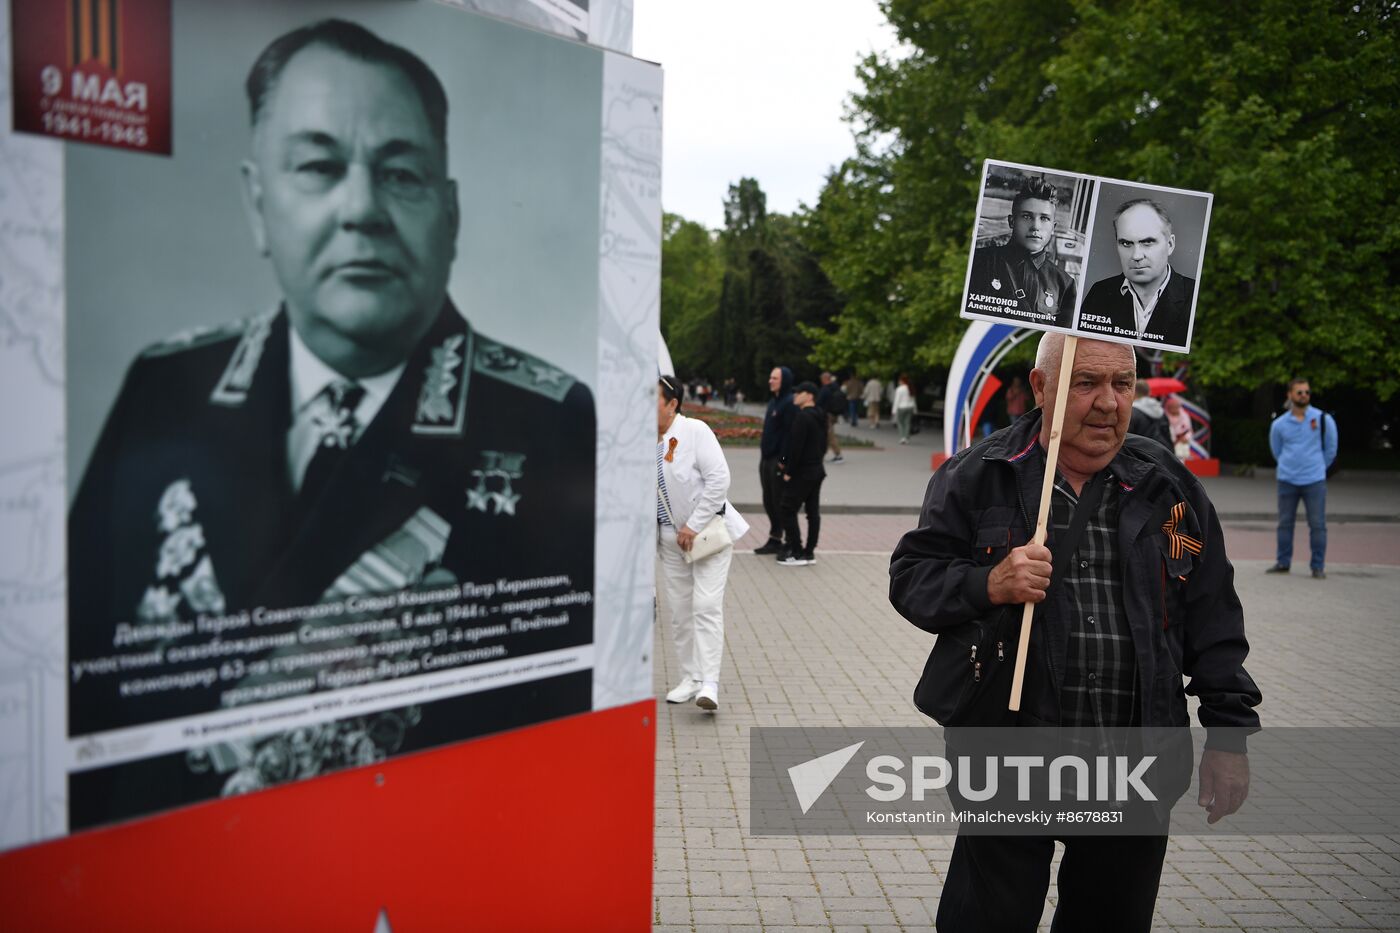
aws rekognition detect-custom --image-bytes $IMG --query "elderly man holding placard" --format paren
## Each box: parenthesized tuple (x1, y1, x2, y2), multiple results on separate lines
(893, 159, 1259, 931)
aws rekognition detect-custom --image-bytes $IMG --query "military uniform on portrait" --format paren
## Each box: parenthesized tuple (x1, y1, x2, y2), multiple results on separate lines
(967, 242, 1077, 328)
(68, 303, 596, 737)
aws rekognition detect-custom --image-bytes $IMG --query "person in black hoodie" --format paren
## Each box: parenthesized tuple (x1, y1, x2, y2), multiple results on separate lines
(754, 366, 796, 554)
(777, 382, 828, 566)
(1128, 379, 1174, 451)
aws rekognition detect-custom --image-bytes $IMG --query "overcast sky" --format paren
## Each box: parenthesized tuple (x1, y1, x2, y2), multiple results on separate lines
(631, 1, 898, 230)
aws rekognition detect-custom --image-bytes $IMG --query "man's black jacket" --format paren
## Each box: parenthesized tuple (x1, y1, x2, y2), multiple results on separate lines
(760, 366, 795, 459)
(782, 405, 828, 481)
(889, 409, 1261, 748)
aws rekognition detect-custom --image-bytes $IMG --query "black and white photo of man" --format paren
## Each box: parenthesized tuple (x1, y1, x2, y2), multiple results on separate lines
(1075, 182, 1211, 352)
(66, 19, 597, 824)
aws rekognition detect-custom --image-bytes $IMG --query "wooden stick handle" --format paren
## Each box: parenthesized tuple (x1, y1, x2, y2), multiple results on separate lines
(1008, 336, 1078, 712)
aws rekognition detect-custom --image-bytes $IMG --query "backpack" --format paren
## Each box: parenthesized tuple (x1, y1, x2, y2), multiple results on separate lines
(1319, 409, 1340, 478)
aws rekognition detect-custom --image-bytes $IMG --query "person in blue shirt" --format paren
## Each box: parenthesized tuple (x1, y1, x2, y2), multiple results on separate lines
(1267, 378, 1338, 578)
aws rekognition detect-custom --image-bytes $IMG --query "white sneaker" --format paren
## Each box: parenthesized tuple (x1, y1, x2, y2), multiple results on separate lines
(696, 682, 719, 711)
(666, 677, 702, 703)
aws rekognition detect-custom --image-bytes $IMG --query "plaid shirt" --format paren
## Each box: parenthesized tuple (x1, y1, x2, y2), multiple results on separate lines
(1050, 471, 1139, 728)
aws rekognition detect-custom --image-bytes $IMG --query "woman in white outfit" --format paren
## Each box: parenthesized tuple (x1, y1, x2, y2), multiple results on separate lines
(893, 374, 916, 444)
(656, 376, 749, 711)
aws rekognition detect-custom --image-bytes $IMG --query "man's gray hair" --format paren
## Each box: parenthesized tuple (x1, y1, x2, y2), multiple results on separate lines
(1034, 332, 1066, 382)
(1034, 333, 1135, 391)
(1112, 198, 1173, 236)
(246, 19, 448, 148)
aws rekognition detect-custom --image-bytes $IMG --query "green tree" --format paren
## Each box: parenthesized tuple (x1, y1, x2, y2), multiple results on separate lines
(660, 212, 723, 375)
(808, 0, 1400, 399)
(662, 182, 845, 394)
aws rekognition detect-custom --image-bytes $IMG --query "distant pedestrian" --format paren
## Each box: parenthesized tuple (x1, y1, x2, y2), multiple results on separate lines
(816, 371, 845, 463)
(722, 377, 738, 409)
(1165, 394, 1192, 461)
(1129, 380, 1173, 451)
(1004, 375, 1030, 425)
(894, 374, 916, 444)
(656, 376, 749, 712)
(863, 376, 884, 428)
(754, 366, 796, 555)
(843, 373, 865, 426)
(1267, 378, 1337, 579)
(778, 382, 827, 566)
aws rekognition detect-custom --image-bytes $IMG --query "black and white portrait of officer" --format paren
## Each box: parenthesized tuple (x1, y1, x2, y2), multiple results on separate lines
(67, 18, 596, 738)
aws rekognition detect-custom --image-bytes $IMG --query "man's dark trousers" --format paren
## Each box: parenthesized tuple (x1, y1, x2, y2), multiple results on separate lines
(759, 457, 784, 543)
(780, 475, 822, 553)
(937, 833, 1167, 932)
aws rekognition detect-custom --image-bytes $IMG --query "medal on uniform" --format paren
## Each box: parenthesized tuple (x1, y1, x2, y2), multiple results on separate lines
(990, 277, 1002, 291)
(467, 450, 526, 515)
(1045, 292, 1055, 309)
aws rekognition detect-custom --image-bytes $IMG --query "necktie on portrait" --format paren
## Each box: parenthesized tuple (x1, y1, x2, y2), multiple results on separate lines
(299, 380, 366, 504)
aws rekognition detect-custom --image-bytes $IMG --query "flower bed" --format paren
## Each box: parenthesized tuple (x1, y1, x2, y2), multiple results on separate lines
(682, 404, 765, 444)
(681, 403, 872, 447)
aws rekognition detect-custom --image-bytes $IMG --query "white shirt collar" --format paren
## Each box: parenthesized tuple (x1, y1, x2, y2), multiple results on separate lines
(1119, 265, 1172, 333)
(288, 325, 405, 420)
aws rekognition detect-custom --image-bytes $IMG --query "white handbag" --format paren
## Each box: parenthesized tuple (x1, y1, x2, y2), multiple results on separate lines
(681, 512, 733, 564)
(657, 478, 732, 563)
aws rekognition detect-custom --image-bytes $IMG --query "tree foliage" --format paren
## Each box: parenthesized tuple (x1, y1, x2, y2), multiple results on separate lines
(661, 179, 842, 395)
(660, 212, 723, 376)
(807, 0, 1400, 399)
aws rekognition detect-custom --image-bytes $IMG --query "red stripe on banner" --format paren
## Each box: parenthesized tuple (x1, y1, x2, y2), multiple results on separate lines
(968, 374, 1003, 445)
(0, 701, 656, 930)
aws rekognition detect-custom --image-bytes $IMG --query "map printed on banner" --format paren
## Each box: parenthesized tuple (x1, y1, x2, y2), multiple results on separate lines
(0, 0, 69, 849)
(9, 0, 171, 155)
(592, 50, 662, 711)
(436, 0, 634, 52)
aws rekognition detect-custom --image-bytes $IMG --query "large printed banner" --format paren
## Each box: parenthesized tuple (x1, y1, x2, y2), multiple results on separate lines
(435, 0, 635, 53)
(960, 159, 1212, 353)
(0, 0, 660, 846)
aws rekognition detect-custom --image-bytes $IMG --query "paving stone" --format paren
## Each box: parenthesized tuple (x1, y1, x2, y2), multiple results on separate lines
(653, 534, 1400, 930)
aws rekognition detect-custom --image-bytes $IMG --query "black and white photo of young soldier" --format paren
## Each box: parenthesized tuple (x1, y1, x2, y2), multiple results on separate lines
(1077, 189, 1209, 351)
(963, 172, 1085, 329)
(68, 19, 596, 740)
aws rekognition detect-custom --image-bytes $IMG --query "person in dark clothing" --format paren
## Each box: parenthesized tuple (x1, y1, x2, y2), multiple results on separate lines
(754, 365, 795, 554)
(815, 371, 845, 463)
(1128, 379, 1174, 451)
(778, 382, 827, 566)
(890, 334, 1259, 932)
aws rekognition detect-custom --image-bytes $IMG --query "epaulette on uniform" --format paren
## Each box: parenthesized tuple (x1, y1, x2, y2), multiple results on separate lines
(139, 317, 252, 359)
(472, 332, 577, 403)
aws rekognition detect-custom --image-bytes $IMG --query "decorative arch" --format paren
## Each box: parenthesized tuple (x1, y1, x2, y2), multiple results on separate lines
(942, 324, 1213, 461)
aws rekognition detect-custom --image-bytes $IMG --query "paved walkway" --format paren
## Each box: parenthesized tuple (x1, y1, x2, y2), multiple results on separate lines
(653, 416, 1400, 931)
